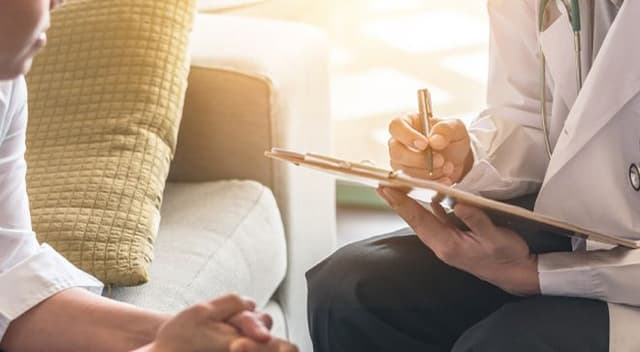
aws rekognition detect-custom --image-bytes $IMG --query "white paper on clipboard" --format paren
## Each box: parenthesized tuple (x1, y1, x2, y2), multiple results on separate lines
(265, 148, 640, 249)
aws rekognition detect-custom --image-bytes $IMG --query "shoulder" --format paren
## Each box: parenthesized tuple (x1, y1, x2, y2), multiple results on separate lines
(0, 76, 27, 107)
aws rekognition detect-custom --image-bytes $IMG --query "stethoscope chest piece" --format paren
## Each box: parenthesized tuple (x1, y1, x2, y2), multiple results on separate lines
(630, 164, 640, 192)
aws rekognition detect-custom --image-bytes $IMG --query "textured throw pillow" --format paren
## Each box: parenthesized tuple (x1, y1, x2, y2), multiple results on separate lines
(26, 0, 196, 286)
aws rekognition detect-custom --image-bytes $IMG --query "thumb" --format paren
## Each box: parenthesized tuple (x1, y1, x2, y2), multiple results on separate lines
(228, 312, 272, 344)
(454, 204, 495, 236)
(207, 295, 255, 321)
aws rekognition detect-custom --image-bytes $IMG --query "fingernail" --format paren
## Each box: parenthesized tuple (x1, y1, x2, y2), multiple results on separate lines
(413, 139, 428, 151)
(261, 313, 274, 329)
(429, 134, 446, 148)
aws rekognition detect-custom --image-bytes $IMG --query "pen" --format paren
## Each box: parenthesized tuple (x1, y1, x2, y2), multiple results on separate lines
(417, 88, 434, 176)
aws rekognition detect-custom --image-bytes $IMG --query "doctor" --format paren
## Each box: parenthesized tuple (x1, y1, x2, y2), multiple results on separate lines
(307, 0, 639, 351)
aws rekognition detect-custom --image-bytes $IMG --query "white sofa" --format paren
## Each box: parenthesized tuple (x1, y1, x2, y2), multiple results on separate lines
(109, 14, 336, 351)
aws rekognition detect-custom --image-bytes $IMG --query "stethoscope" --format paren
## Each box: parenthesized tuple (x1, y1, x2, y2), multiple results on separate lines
(630, 164, 640, 191)
(539, 1, 640, 192)
(538, 0, 582, 160)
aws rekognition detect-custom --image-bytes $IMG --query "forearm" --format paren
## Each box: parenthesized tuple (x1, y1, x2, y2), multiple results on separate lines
(1, 288, 170, 352)
(490, 254, 541, 297)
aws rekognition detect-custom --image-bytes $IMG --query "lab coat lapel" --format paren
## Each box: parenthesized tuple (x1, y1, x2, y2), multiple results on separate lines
(542, 0, 640, 185)
(539, 4, 578, 111)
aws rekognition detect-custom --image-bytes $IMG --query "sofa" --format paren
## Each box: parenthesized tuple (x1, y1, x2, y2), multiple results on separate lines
(108, 14, 336, 351)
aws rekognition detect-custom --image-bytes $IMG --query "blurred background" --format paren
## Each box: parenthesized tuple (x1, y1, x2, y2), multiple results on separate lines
(201, 0, 490, 242)
(212, 0, 489, 165)
(327, 0, 489, 168)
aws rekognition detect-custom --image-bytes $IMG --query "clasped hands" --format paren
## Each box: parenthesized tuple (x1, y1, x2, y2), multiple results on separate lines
(381, 114, 540, 296)
(136, 295, 297, 352)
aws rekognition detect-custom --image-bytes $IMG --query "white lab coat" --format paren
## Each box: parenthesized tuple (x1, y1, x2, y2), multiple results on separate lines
(0, 77, 103, 340)
(457, 1, 640, 350)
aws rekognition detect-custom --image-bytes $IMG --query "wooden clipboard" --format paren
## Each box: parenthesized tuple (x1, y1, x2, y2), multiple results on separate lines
(265, 148, 640, 249)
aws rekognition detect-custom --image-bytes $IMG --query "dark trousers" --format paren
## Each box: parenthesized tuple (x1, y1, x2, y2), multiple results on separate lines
(306, 196, 609, 352)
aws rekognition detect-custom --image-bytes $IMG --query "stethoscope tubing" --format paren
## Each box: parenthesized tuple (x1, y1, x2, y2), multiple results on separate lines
(539, 0, 583, 160)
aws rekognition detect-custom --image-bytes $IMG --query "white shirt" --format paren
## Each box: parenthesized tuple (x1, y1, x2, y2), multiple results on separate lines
(0, 77, 103, 340)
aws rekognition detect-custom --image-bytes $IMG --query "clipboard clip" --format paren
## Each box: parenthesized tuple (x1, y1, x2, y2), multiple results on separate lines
(389, 170, 403, 179)
(305, 154, 395, 179)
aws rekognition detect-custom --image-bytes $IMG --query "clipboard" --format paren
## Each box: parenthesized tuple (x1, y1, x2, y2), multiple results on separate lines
(265, 148, 640, 249)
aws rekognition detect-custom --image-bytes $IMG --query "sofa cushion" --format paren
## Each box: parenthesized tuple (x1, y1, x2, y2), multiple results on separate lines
(109, 180, 287, 311)
(25, 0, 196, 285)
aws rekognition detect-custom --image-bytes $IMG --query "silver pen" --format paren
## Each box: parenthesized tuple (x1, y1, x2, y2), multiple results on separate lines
(417, 88, 434, 176)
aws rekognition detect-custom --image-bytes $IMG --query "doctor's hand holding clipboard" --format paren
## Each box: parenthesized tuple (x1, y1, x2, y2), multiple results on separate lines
(381, 96, 540, 296)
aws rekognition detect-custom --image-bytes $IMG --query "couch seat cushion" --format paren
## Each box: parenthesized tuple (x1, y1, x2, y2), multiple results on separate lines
(109, 180, 287, 311)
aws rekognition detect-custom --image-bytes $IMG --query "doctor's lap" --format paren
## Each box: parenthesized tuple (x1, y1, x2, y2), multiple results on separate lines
(306, 196, 608, 352)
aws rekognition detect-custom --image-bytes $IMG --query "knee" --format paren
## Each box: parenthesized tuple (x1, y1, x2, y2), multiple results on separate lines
(306, 240, 378, 311)
(307, 235, 416, 312)
(306, 240, 378, 342)
(451, 303, 535, 352)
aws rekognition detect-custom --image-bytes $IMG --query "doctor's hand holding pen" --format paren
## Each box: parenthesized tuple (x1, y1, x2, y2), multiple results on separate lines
(388, 114, 474, 185)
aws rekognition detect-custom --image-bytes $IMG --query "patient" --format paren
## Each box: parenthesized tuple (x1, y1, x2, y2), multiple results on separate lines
(0, 1, 296, 351)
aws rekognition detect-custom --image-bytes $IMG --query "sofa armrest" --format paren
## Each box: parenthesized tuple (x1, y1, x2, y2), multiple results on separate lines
(169, 14, 336, 350)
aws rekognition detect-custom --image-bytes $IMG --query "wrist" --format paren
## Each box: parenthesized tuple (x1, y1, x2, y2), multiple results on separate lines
(111, 309, 170, 349)
(502, 254, 540, 296)
(137, 313, 171, 345)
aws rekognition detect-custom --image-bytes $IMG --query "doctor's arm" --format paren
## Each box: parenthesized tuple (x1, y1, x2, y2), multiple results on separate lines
(454, 0, 552, 198)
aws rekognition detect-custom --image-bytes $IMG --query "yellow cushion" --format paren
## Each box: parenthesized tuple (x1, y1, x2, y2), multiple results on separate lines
(26, 0, 196, 286)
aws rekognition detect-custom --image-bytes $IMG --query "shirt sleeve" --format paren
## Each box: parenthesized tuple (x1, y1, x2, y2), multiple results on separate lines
(0, 78, 103, 341)
(537, 247, 640, 306)
(454, 0, 551, 200)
